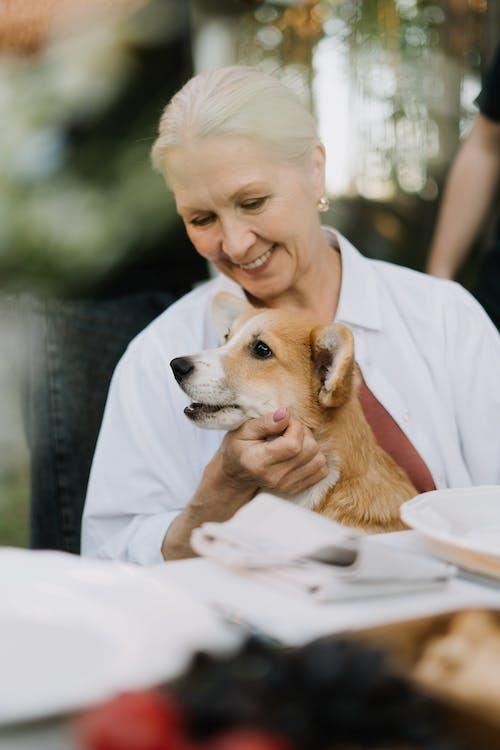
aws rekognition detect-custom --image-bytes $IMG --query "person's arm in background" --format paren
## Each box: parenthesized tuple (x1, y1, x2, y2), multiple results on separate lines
(426, 114, 500, 279)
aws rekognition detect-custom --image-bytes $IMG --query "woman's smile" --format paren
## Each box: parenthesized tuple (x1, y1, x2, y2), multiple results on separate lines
(231, 244, 277, 272)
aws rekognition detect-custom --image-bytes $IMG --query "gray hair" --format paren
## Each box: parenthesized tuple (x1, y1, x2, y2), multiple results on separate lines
(151, 65, 319, 177)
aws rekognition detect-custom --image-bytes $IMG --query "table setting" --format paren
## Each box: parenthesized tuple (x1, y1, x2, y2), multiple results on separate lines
(1, 486, 500, 749)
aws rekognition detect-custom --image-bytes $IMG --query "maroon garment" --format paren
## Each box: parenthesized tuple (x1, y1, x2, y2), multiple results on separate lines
(358, 378, 436, 494)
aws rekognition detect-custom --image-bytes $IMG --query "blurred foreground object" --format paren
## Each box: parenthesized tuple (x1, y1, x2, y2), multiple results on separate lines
(75, 637, 461, 750)
(74, 690, 187, 750)
(414, 610, 500, 717)
(75, 688, 292, 750)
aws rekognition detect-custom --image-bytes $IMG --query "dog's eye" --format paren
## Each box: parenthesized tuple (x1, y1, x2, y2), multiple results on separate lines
(251, 340, 273, 359)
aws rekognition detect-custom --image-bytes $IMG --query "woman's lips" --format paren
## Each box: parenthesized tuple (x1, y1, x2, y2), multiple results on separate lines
(237, 244, 277, 274)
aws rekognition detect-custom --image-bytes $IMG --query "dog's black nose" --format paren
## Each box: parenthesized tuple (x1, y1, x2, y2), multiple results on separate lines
(170, 357, 194, 383)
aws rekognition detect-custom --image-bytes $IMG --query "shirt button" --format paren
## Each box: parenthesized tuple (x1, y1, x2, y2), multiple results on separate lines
(403, 412, 410, 422)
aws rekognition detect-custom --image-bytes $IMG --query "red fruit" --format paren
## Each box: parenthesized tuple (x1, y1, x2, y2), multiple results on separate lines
(74, 690, 186, 750)
(210, 728, 295, 750)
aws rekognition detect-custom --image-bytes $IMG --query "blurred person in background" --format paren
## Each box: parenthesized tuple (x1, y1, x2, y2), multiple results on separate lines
(426, 43, 500, 330)
(81, 66, 500, 565)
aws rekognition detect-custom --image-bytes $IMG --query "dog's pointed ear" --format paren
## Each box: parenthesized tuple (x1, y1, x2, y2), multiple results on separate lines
(311, 323, 355, 407)
(212, 293, 250, 343)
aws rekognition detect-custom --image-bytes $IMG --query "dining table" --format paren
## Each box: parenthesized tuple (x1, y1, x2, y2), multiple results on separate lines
(1, 525, 500, 750)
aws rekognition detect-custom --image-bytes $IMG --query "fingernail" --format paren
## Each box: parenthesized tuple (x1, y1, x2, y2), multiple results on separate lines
(273, 407, 287, 422)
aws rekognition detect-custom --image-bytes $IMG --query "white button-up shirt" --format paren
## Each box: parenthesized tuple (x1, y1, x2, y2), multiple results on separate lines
(81, 229, 500, 564)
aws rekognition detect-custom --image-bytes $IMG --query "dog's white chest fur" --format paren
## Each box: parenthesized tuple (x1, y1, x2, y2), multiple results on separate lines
(279, 458, 341, 511)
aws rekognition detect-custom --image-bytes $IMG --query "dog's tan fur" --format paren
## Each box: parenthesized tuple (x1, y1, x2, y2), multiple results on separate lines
(173, 293, 417, 533)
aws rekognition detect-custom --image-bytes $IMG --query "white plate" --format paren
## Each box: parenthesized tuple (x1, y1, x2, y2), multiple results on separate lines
(400, 486, 500, 578)
(0, 548, 239, 726)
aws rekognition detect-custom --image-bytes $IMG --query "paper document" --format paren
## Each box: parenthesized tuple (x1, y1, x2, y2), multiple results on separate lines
(190, 494, 455, 602)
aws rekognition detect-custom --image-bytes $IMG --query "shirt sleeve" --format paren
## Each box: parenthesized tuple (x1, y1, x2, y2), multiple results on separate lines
(443, 282, 500, 485)
(80, 330, 201, 565)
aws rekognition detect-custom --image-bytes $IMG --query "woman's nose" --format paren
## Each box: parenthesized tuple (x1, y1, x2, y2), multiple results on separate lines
(220, 220, 256, 261)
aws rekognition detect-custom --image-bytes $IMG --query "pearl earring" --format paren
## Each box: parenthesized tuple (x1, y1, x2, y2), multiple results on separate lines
(317, 195, 330, 213)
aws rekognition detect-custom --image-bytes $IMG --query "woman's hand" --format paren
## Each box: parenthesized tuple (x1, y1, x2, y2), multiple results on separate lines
(218, 407, 328, 497)
(162, 408, 328, 560)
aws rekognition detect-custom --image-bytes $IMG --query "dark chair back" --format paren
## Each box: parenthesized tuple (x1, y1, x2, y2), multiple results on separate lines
(22, 292, 175, 554)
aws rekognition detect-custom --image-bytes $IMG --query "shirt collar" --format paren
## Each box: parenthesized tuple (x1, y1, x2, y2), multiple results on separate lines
(323, 226, 383, 332)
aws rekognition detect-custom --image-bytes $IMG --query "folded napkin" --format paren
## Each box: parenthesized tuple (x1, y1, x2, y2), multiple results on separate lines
(191, 493, 455, 602)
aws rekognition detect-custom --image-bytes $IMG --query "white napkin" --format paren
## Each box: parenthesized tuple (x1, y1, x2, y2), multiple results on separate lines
(191, 494, 455, 602)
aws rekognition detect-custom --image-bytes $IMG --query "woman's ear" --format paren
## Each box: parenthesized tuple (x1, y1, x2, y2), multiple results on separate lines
(310, 140, 327, 202)
(211, 292, 250, 343)
(311, 323, 355, 407)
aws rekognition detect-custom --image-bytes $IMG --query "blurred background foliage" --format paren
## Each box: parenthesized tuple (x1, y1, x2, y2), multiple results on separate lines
(0, 0, 498, 546)
(1, 0, 497, 296)
(192, 0, 497, 275)
(0, 0, 206, 296)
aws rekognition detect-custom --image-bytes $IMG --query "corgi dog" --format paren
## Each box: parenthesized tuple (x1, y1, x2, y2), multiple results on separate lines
(170, 292, 416, 532)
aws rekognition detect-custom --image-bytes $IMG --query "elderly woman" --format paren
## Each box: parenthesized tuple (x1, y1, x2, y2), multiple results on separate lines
(81, 66, 500, 564)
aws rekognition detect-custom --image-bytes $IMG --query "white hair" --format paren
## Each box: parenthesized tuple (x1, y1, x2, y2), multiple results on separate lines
(151, 65, 320, 177)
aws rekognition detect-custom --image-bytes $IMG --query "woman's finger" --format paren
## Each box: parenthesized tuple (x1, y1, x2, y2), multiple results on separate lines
(263, 417, 307, 463)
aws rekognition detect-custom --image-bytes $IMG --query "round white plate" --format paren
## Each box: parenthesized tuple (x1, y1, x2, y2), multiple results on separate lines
(0, 548, 239, 726)
(400, 486, 500, 578)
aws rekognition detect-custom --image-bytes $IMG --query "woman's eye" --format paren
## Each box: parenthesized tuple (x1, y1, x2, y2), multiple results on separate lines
(251, 340, 273, 359)
(241, 197, 267, 211)
(190, 214, 214, 227)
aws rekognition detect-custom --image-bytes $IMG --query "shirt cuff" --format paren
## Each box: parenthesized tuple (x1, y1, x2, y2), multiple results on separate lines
(83, 511, 181, 565)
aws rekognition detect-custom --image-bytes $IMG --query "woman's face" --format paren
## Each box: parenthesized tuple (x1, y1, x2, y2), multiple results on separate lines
(164, 135, 326, 305)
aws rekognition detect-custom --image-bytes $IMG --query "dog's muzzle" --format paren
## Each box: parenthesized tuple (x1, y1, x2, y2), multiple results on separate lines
(170, 357, 194, 384)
